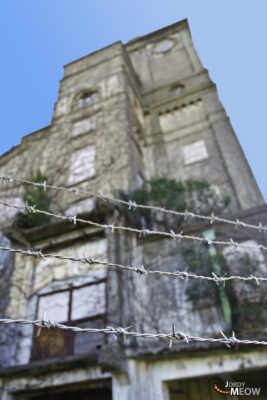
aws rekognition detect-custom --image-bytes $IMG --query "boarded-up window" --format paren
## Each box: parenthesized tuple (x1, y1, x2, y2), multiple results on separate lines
(68, 145, 96, 185)
(183, 140, 208, 165)
(31, 328, 73, 361)
(72, 116, 96, 137)
(31, 280, 106, 361)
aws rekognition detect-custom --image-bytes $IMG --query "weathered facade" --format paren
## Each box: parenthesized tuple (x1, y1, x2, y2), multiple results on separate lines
(0, 20, 267, 399)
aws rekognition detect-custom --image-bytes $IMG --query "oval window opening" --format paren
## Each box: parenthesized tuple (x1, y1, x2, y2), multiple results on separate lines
(153, 40, 174, 54)
(170, 85, 185, 96)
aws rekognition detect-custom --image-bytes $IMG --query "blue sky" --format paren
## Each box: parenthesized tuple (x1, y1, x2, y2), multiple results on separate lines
(0, 1, 266, 200)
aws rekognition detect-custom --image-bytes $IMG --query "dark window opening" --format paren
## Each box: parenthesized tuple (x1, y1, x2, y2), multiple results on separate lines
(170, 85, 185, 96)
(76, 91, 98, 108)
(168, 369, 267, 400)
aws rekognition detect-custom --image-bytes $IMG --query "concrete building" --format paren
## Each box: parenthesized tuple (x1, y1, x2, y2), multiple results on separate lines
(0, 19, 266, 399)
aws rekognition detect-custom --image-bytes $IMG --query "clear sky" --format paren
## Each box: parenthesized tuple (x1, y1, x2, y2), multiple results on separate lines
(0, 1, 266, 200)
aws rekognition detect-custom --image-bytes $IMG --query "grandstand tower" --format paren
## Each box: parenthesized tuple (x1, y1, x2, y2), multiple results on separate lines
(0, 20, 266, 399)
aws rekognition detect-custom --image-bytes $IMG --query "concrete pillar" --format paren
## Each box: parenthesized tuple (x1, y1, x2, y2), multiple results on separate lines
(112, 374, 131, 400)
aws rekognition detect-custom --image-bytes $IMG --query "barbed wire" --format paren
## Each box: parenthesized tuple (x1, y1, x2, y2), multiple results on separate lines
(1, 178, 267, 354)
(1, 174, 266, 233)
(0, 245, 266, 286)
(1, 199, 267, 253)
(0, 318, 266, 348)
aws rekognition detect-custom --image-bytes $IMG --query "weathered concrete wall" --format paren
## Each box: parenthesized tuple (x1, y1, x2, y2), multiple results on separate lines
(126, 20, 203, 91)
(2, 231, 108, 367)
(1, 349, 267, 400)
(106, 206, 267, 356)
(0, 44, 143, 230)
(0, 365, 112, 400)
(143, 99, 239, 212)
(126, 20, 264, 209)
(0, 233, 19, 368)
(4, 205, 266, 370)
(126, 349, 267, 400)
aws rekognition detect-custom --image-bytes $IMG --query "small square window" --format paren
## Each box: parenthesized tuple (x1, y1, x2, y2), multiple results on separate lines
(37, 291, 69, 322)
(68, 145, 96, 185)
(183, 140, 208, 165)
(77, 92, 98, 108)
(71, 282, 106, 320)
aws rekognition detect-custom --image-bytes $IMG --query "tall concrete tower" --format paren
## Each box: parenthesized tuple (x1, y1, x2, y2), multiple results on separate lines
(0, 20, 266, 400)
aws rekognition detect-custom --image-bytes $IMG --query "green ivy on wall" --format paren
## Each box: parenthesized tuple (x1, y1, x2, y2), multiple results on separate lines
(23, 170, 50, 227)
(182, 245, 263, 333)
(122, 177, 231, 229)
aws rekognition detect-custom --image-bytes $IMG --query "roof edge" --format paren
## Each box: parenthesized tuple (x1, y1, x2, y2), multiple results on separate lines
(126, 19, 189, 48)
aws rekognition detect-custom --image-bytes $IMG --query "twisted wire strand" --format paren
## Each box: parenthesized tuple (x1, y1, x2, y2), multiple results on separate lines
(1, 174, 266, 233)
(1, 199, 267, 252)
(0, 318, 266, 347)
(0, 246, 266, 286)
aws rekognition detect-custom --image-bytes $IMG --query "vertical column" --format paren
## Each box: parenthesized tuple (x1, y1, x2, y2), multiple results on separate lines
(112, 374, 131, 400)
(211, 117, 264, 209)
(203, 90, 264, 209)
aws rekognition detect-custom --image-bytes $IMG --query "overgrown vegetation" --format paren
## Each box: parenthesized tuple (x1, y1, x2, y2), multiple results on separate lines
(232, 254, 263, 331)
(181, 246, 228, 303)
(182, 245, 263, 332)
(122, 177, 231, 229)
(23, 170, 50, 227)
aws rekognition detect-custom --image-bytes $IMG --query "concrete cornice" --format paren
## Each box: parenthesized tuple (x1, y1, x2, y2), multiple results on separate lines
(0, 354, 99, 378)
(0, 125, 51, 165)
(142, 82, 215, 113)
(63, 41, 122, 69)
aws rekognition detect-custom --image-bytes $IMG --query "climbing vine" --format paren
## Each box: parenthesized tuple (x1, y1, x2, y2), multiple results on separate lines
(121, 177, 231, 230)
(23, 170, 50, 227)
(182, 245, 263, 333)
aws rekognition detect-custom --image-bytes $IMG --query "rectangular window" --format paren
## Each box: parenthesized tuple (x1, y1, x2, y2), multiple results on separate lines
(37, 291, 69, 322)
(68, 145, 96, 185)
(72, 116, 96, 136)
(183, 140, 208, 165)
(71, 283, 106, 320)
(31, 280, 106, 361)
